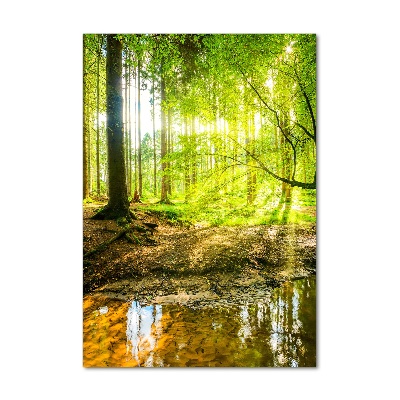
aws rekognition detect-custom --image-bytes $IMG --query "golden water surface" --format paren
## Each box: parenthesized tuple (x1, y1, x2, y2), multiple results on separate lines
(83, 277, 316, 367)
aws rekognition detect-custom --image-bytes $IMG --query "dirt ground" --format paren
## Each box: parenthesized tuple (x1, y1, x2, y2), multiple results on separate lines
(83, 204, 316, 306)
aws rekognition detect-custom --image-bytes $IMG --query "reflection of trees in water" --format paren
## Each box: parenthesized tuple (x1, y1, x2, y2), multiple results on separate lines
(126, 302, 163, 367)
(238, 305, 252, 345)
(265, 278, 316, 367)
(232, 277, 315, 367)
(85, 277, 315, 367)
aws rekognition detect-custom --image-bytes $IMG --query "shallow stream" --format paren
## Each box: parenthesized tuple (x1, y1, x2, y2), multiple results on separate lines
(83, 277, 316, 367)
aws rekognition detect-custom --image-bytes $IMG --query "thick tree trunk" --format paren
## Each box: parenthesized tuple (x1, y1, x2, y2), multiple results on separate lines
(92, 35, 132, 220)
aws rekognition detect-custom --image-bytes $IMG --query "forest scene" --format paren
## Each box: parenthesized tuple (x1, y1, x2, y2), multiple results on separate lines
(83, 33, 317, 367)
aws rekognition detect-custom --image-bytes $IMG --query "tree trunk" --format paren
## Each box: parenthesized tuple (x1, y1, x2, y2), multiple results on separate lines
(96, 35, 102, 196)
(280, 112, 292, 202)
(160, 61, 170, 203)
(191, 116, 196, 186)
(167, 107, 172, 196)
(128, 52, 132, 197)
(83, 36, 90, 200)
(87, 118, 92, 195)
(246, 118, 254, 205)
(184, 116, 190, 199)
(83, 108, 89, 199)
(134, 70, 138, 192)
(137, 60, 143, 197)
(124, 51, 129, 195)
(152, 77, 157, 196)
(92, 34, 132, 220)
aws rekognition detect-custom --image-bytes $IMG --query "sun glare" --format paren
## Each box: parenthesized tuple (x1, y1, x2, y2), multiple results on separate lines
(265, 78, 274, 89)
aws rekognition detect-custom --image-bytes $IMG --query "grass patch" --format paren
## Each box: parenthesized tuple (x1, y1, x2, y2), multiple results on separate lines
(136, 189, 315, 227)
(138, 203, 194, 227)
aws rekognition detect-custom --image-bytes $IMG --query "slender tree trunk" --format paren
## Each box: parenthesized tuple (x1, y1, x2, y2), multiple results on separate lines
(250, 113, 257, 203)
(128, 53, 132, 197)
(134, 71, 138, 192)
(137, 60, 142, 197)
(152, 77, 157, 196)
(184, 116, 190, 199)
(92, 34, 131, 220)
(83, 97, 89, 199)
(160, 62, 169, 203)
(280, 113, 292, 202)
(191, 116, 196, 186)
(246, 116, 253, 205)
(83, 36, 89, 199)
(167, 107, 172, 196)
(96, 35, 103, 196)
(124, 51, 129, 194)
(87, 118, 92, 195)
(223, 118, 228, 195)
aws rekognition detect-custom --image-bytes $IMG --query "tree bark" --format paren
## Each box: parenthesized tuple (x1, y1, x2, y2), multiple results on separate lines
(167, 107, 172, 195)
(137, 60, 143, 197)
(83, 36, 90, 199)
(128, 51, 132, 197)
(83, 110, 89, 199)
(184, 116, 190, 198)
(160, 61, 170, 203)
(152, 77, 157, 196)
(124, 51, 129, 195)
(96, 35, 103, 196)
(191, 116, 196, 186)
(92, 34, 132, 220)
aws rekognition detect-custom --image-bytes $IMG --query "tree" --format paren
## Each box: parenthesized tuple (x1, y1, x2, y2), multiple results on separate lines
(201, 34, 316, 190)
(160, 59, 170, 203)
(83, 35, 89, 200)
(137, 60, 143, 197)
(92, 34, 133, 220)
(96, 35, 105, 196)
(151, 77, 157, 196)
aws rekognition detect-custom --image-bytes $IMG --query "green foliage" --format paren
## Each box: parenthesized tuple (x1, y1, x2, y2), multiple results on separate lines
(84, 34, 316, 221)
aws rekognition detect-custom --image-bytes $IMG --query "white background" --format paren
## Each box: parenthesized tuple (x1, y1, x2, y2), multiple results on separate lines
(1, 1, 399, 399)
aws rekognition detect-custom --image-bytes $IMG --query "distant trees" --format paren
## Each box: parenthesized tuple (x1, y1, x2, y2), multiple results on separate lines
(83, 34, 107, 200)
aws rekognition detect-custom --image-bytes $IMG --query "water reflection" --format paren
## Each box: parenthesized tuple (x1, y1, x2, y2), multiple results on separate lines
(83, 277, 316, 367)
(126, 302, 163, 366)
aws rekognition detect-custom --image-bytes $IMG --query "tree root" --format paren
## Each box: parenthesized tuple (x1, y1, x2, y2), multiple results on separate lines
(125, 232, 141, 245)
(91, 205, 136, 221)
(157, 197, 174, 205)
(83, 225, 143, 258)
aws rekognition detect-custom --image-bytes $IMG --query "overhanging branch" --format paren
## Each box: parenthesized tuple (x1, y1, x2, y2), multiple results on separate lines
(227, 135, 316, 189)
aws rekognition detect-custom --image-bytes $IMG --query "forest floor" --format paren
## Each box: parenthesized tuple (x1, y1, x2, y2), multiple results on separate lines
(83, 204, 316, 307)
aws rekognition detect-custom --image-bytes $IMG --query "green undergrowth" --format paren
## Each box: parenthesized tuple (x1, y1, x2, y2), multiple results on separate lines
(136, 188, 316, 227)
